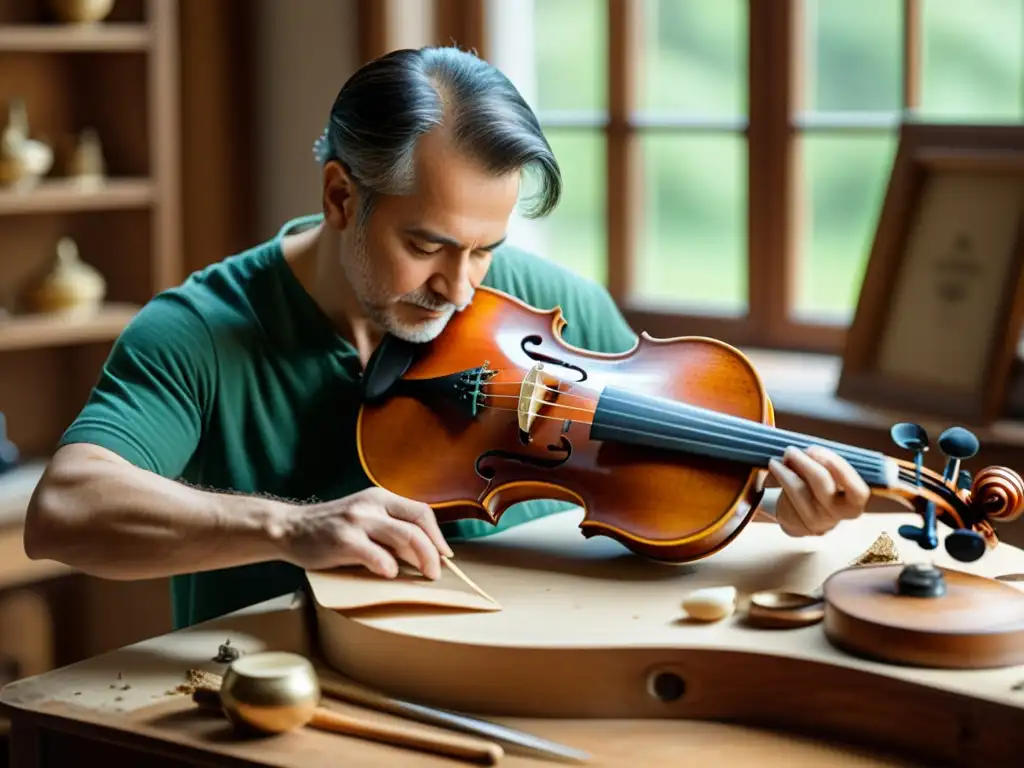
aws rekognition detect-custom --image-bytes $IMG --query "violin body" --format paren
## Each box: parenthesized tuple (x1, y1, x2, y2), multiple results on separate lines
(356, 287, 1024, 564)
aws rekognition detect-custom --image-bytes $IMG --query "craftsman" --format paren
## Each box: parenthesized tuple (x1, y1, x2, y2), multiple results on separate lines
(23, 47, 871, 629)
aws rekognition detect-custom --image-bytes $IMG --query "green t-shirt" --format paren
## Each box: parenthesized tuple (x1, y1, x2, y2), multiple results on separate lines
(58, 214, 637, 629)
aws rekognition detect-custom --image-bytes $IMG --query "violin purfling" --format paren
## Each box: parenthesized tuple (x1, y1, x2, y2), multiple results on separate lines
(355, 287, 1024, 564)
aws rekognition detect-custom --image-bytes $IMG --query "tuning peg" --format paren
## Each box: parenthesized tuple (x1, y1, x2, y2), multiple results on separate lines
(957, 469, 973, 492)
(938, 426, 979, 459)
(891, 422, 929, 452)
(938, 426, 979, 483)
(891, 422, 928, 486)
(898, 499, 939, 550)
(944, 529, 986, 562)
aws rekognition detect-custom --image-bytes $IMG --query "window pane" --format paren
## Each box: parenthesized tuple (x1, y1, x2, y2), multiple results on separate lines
(634, 134, 746, 311)
(796, 133, 898, 319)
(803, 0, 903, 113)
(639, 0, 746, 117)
(507, 130, 607, 285)
(486, 0, 607, 115)
(920, 0, 1024, 121)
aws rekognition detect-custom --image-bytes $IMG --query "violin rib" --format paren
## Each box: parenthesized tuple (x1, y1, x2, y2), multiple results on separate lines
(355, 286, 1022, 563)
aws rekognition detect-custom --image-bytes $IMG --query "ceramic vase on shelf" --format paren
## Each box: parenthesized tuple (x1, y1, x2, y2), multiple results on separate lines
(67, 128, 106, 189)
(48, 0, 116, 24)
(27, 237, 107, 317)
(0, 99, 53, 189)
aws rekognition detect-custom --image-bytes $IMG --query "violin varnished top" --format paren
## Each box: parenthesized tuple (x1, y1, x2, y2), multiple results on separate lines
(356, 286, 1024, 565)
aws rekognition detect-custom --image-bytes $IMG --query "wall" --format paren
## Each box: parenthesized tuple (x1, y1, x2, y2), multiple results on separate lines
(252, 0, 360, 240)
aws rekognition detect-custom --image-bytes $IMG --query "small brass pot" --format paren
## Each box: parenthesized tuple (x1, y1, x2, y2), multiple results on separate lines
(219, 652, 321, 734)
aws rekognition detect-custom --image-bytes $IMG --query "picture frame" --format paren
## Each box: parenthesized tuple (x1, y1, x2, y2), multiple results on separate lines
(837, 123, 1024, 426)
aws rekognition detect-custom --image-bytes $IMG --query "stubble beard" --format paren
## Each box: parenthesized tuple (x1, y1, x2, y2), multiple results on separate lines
(341, 222, 467, 344)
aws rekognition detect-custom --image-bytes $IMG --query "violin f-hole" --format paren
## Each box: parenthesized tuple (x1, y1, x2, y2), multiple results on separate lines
(521, 335, 588, 382)
(474, 436, 574, 483)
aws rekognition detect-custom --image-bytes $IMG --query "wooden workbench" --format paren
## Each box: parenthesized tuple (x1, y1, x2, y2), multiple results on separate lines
(0, 588, 928, 767)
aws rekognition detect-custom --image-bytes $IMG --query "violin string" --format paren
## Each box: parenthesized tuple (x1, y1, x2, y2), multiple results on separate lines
(482, 387, 965, 508)
(599, 405, 883, 475)
(484, 397, 961, 502)
(471, 375, 965, 506)
(597, 389, 887, 462)
(472, 402, 884, 478)
(480, 386, 884, 469)
(478, 379, 885, 466)
(482, 382, 596, 405)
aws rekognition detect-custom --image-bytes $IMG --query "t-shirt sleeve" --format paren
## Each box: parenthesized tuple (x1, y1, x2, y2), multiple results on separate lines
(59, 292, 217, 479)
(483, 245, 639, 356)
(568, 282, 638, 355)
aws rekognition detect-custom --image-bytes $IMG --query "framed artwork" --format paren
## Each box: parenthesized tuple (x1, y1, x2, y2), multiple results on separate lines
(837, 123, 1024, 426)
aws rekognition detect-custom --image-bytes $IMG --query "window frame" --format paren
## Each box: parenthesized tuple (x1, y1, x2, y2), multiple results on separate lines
(356, 0, 925, 355)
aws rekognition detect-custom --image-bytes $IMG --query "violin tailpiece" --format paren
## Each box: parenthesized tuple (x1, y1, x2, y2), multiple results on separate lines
(442, 557, 500, 606)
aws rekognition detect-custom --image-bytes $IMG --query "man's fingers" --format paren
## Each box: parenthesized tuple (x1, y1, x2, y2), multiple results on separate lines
(363, 516, 442, 580)
(338, 528, 399, 578)
(381, 491, 454, 557)
(783, 447, 838, 509)
(768, 457, 821, 535)
(805, 445, 871, 515)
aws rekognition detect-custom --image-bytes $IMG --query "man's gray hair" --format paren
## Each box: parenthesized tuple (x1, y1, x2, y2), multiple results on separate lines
(313, 46, 561, 220)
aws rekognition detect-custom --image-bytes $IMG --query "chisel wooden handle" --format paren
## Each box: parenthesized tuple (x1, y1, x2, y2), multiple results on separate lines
(306, 703, 503, 764)
(192, 687, 503, 765)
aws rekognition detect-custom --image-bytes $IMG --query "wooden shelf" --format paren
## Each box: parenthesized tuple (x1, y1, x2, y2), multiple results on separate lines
(0, 178, 154, 215)
(0, 304, 138, 352)
(0, 0, 179, 466)
(0, 24, 150, 52)
(0, 460, 45, 528)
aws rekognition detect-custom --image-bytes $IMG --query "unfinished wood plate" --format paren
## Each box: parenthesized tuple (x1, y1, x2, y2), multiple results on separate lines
(311, 511, 1024, 767)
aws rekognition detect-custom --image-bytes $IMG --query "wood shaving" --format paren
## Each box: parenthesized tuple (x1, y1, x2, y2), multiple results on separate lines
(167, 668, 223, 696)
(850, 532, 902, 566)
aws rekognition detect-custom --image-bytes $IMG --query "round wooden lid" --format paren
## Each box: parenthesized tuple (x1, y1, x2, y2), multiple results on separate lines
(822, 563, 1024, 669)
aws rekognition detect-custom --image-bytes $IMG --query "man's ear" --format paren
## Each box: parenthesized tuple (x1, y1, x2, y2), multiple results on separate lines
(322, 161, 360, 231)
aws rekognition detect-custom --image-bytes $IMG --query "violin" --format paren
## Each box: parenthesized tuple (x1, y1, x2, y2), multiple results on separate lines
(356, 286, 1024, 564)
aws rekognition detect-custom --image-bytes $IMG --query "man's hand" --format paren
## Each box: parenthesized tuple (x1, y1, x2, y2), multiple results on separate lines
(767, 445, 871, 538)
(274, 487, 454, 580)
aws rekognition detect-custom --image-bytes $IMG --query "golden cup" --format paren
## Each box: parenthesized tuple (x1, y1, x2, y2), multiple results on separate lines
(219, 651, 321, 734)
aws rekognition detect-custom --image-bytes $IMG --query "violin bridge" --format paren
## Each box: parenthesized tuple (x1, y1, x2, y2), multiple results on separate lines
(518, 363, 546, 435)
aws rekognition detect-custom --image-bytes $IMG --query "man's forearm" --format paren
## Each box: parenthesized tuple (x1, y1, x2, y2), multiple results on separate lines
(24, 446, 293, 580)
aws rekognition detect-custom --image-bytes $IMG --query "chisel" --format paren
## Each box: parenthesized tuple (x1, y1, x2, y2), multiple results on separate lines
(316, 668, 591, 763)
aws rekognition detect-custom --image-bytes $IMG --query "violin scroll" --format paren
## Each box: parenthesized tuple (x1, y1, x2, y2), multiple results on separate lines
(888, 421, 1024, 562)
(971, 466, 1024, 524)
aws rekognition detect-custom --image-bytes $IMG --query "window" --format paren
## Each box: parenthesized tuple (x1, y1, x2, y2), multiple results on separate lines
(361, 0, 1024, 353)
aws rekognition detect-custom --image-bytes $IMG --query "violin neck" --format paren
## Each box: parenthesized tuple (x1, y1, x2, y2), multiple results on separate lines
(588, 387, 900, 490)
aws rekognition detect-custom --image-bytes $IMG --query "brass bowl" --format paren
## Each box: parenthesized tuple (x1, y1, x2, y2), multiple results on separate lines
(219, 652, 321, 734)
(747, 589, 825, 629)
